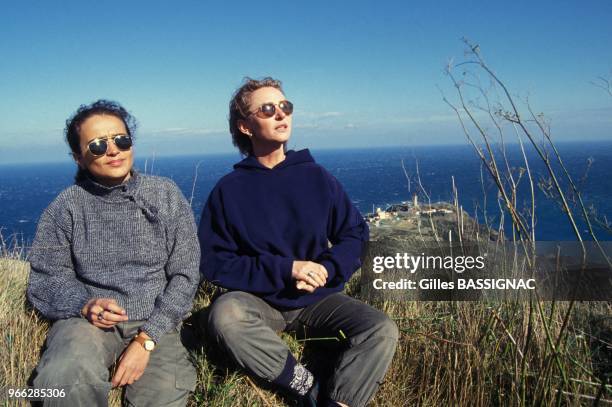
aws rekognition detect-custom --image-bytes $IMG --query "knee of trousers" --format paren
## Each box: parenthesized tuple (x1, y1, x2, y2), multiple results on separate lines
(378, 314, 400, 341)
(207, 293, 257, 343)
(34, 351, 109, 387)
(34, 320, 112, 387)
(358, 312, 400, 348)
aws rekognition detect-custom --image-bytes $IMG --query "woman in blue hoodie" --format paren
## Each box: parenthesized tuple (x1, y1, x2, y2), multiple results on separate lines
(199, 78, 398, 407)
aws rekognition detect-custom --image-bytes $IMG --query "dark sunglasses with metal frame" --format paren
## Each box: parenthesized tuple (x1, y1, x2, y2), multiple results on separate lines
(86, 134, 133, 156)
(248, 100, 294, 119)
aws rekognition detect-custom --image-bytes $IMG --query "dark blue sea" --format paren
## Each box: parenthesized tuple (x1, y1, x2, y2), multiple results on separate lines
(1, 142, 611, 249)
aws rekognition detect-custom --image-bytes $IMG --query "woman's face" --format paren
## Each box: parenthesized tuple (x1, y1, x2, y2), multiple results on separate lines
(75, 114, 134, 186)
(240, 86, 292, 147)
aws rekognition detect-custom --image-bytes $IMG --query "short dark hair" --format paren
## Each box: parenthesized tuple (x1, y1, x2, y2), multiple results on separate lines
(228, 77, 283, 156)
(64, 99, 137, 182)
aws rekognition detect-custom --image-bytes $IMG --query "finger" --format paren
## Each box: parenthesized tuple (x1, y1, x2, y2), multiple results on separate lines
(309, 263, 327, 280)
(85, 304, 100, 320)
(99, 320, 119, 328)
(296, 281, 315, 293)
(92, 319, 116, 329)
(302, 275, 321, 288)
(82, 299, 95, 317)
(99, 298, 124, 314)
(87, 310, 101, 324)
(118, 365, 134, 387)
(88, 310, 116, 327)
(91, 298, 107, 308)
(93, 304, 106, 316)
(310, 275, 324, 287)
(103, 300, 127, 316)
(318, 265, 328, 280)
(314, 271, 326, 286)
(87, 312, 116, 328)
(111, 363, 127, 387)
(305, 270, 324, 287)
(100, 311, 129, 323)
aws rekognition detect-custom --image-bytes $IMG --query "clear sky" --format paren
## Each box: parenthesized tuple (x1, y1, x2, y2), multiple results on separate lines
(1, 0, 611, 164)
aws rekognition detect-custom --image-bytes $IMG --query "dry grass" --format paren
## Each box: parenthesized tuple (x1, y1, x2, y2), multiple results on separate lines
(2, 254, 611, 406)
(1, 258, 48, 404)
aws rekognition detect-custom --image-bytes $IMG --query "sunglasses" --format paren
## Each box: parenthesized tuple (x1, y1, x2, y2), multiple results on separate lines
(248, 100, 294, 119)
(86, 134, 133, 156)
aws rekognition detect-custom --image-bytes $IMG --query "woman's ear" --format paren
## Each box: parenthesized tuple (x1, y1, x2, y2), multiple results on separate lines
(72, 152, 85, 168)
(237, 119, 252, 137)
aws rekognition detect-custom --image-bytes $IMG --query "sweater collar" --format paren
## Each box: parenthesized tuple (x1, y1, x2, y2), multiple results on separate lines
(233, 149, 315, 171)
(78, 170, 141, 200)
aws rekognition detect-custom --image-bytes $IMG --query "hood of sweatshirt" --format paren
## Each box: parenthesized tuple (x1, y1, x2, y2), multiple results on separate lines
(233, 149, 315, 171)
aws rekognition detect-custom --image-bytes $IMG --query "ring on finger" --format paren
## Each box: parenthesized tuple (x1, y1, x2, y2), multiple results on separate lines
(98, 311, 105, 321)
(307, 271, 314, 279)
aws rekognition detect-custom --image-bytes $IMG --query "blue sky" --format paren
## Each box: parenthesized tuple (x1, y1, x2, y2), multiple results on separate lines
(1, 0, 611, 164)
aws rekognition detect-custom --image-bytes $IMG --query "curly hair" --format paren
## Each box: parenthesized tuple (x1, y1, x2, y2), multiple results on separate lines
(228, 77, 284, 156)
(64, 99, 137, 182)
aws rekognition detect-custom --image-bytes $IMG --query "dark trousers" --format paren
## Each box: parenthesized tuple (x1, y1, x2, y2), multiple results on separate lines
(207, 291, 398, 407)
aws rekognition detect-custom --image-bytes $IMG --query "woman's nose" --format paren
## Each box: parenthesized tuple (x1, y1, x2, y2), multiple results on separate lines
(275, 108, 286, 120)
(106, 139, 120, 155)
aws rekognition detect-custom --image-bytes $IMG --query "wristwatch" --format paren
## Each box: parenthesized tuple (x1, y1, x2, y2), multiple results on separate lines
(133, 334, 156, 351)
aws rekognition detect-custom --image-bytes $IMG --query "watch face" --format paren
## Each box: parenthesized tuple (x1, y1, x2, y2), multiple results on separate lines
(144, 340, 155, 351)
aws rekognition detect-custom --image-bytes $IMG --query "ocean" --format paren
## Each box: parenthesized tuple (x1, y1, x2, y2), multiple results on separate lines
(1, 141, 610, 247)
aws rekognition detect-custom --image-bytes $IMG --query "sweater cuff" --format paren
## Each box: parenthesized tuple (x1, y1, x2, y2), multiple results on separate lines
(281, 257, 295, 285)
(319, 260, 337, 284)
(140, 313, 175, 343)
(74, 296, 91, 319)
(52, 288, 91, 320)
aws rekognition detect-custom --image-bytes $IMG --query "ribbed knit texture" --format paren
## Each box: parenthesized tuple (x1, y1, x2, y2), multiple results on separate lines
(27, 171, 200, 343)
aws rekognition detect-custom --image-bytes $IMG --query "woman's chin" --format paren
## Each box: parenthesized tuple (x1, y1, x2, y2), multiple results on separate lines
(92, 170, 131, 187)
(254, 137, 290, 151)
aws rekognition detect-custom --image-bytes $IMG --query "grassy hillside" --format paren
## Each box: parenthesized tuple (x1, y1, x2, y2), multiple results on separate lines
(2, 253, 611, 406)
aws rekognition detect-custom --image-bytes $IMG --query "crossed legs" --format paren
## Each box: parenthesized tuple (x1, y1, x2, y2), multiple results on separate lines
(207, 291, 398, 407)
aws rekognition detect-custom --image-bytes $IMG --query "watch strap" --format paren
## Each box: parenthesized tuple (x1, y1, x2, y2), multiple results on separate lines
(133, 334, 155, 351)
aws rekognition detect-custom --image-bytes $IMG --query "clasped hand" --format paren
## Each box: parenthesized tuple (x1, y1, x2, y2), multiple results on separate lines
(292, 261, 328, 293)
(81, 298, 128, 328)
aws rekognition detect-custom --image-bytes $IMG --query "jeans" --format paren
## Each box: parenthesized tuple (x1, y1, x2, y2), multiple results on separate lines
(206, 291, 398, 407)
(31, 318, 196, 407)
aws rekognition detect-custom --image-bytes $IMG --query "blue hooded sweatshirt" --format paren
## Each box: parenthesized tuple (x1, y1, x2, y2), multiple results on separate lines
(198, 149, 369, 309)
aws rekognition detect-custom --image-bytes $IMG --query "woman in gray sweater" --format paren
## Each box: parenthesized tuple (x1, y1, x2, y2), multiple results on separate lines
(27, 100, 200, 406)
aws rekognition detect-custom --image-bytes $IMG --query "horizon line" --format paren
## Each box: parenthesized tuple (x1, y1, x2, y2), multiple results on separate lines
(1, 138, 610, 167)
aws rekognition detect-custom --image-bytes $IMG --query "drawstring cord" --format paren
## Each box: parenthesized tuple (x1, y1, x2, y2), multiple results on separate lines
(124, 193, 160, 223)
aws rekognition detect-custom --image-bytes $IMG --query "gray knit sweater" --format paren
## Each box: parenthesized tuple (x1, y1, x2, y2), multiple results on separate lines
(26, 171, 200, 342)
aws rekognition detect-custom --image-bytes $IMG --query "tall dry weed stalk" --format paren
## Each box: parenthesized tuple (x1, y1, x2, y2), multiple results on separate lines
(428, 38, 612, 405)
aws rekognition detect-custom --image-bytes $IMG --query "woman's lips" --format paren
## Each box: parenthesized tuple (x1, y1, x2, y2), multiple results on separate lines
(107, 159, 124, 167)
